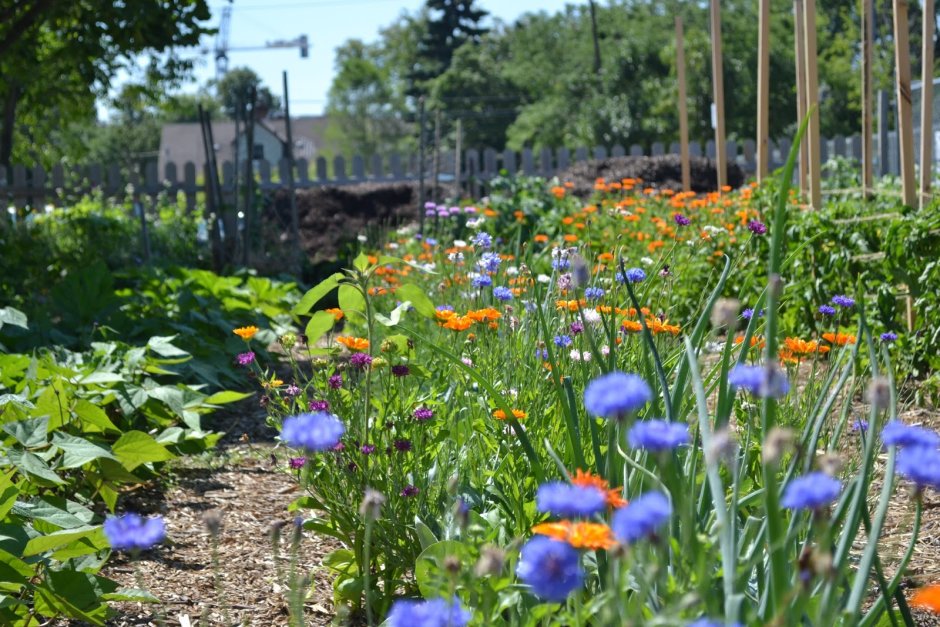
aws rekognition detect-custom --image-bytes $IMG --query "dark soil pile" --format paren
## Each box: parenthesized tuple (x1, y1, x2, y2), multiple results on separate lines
(556, 154, 746, 196)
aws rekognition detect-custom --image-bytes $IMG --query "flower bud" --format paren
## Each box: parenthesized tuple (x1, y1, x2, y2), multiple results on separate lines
(359, 489, 386, 521)
(710, 298, 740, 329)
(762, 427, 795, 465)
(474, 545, 505, 577)
(867, 376, 892, 412)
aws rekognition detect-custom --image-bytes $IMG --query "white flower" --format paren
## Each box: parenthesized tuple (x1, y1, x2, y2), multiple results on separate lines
(569, 349, 582, 361)
(386, 242, 400, 250)
(357, 234, 368, 243)
(506, 266, 519, 276)
(453, 239, 467, 248)
(640, 257, 654, 266)
(447, 252, 465, 263)
(581, 309, 601, 325)
(600, 345, 610, 356)
(703, 225, 722, 234)
(537, 274, 551, 284)
(466, 217, 484, 229)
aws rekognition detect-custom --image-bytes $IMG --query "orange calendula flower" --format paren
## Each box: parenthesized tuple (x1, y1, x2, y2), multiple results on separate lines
(325, 308, 344, 320)
(531, 520, 571, 542)
(822, 332, 857, 346)
(534, 233, 550, 243)
(784, 337, 830, 356)
(912, 584, 940, 613)
(336, 336, 370, 351)
(443, 316, 474, 331)
(435, 309, 458, 322)
(233, 326, 259, 340)
(550, 186, 566, 199)
(570, 469, 628, 509)
(621, 320, 643, 333)
(645, 318, 681, 336)
(467, 308, 502, 322)
(532, 520, 616, 550)
(492, 408, 526, 420)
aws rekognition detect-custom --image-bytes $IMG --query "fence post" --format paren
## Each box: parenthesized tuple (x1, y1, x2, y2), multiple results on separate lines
(676, 16, 691, 191)
(803, 0, 823, 209)
(756, 0, 771, 182)
(920, 0, 935, 208)
(710, 0, 728, 189)
(418, 97, 426, 233)
(861, 0, 875, 195)
(878, 90, 891, 176)
(893, 0, 917, 207)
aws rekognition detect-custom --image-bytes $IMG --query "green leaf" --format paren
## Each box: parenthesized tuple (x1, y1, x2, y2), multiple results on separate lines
(51, 433, 116, 469)
(72, 400, 118, 434)
(6, 450, 65, 485)
(147, 335, 190, 358)
(292, 273, 342, 315)
(415, 540, 468, 599)
(374, 302, 409, 327)
(0, 471, 18, 520)
(2, 416, 49, 447)
(394, 283, 436, 318)
(0, 307, 28, 331)
(338, 283, 365, 316)
(13, 496, 94, 528)
(353, 252, 370, 271)
(111, 431, 174, 470)
(77, 372, 125, 385)
(203, 390, 252, 405)
(102, 588, 160, 603)
(0, 394, 33, 410)
(305, 310, 337, 347)
(33, 385, 69, 430)
(23, 526, 103, 557)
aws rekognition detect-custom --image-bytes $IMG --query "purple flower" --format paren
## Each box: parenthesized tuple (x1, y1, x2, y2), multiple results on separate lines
(728, 364, 789, 398)
(104, 514, 166, 551)
(285, 384, 301, 397)
(674, 213, 691, 226)
(288, 457, 307, 469)
(583, 371, 652, 419)
(472, 232, 493, 249)
(881, 332, 898, 343)
(584, 286, 605, 300)
(391, 365, 410, 377)
(280, 412, 345, 452)
(536, 481, 607, 518)
(897, 445, 940, 490)
(471, 274, 493, 289)
(516, 537, 584, 602)
(628, 420, 690, 452)
(882, 420, 940, 449)
(414, 407, 434, 421)
(741, 308, 764, 320)
(747, 220, 767, 235)
(361, 444, 376, 455)
(493, 286, 513, 301)
(781, 472, 842, 510)
(478, 252, 501, 273)
(235, 351, 255, 366)
(569, 321, 584, 335)
(552, 257, 571, 271)
(851, 419, 869, 433)
(401, 485, 420, 497)
(611, 491, 671, 543)
(831, 295, 855, 308)
(328, 374, 343, 389)
(394, 439, 412, 452)
(308, 399, 330, 412)
(818, 305, 836, 316)
(350, 353, 373, 369)
(387, 597, 471, 627)
(616, 267, 646, 284)
(553, 334, 572, 348)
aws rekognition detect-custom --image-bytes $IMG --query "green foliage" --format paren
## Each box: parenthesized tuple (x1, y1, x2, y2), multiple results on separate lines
(213, 67, 281, 119)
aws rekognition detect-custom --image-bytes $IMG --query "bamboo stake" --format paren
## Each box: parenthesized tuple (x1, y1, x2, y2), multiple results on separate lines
(862, 0, 874, 195)
(794, 0, 809, 194)
(757, 0, 771, 182)
(894, 0, 917, 207)
(710, 0, 727, 190)
(920, 0, 935, 208)
(803, 0, 823, 209)
(676, 16, 691, 191)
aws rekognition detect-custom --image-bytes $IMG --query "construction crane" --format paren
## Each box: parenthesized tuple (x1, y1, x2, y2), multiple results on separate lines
(210, 1, 309, 80)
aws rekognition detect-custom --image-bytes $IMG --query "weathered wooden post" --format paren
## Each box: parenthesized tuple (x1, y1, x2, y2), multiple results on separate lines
(710, 0, 728, 189)
(756, 0, 771, 182)
(802, 0, 823, 209)
(920, 0, 935, 208)
(893, 0, 917, 206)
(861, 0, 875, 195)
(676, 16, 691, 191)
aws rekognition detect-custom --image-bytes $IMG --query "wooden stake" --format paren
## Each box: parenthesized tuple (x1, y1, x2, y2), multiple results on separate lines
(794, 0, 809, 194)
(675, 16, 691, 191)
(861, 0, 874, 194)
(455, 118, 462, 198)
(920, 0, 935, 208)
(894, 0, 917, 207)
(757, 0, 771, 182)
(710, 0, 727, 190)
(803, 0, 823, 209)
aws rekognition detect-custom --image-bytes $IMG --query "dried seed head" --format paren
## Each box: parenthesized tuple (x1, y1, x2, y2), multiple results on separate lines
(474, 545, 505, 578)
(706, 428, 738, 466)
(444, 555, 461, 575)
(359, 489, 386, 521)
(817, 453, 843, 476)
(279, 332, 297, 350)
(867, 376, 892, 412)
(380, 339, 397, 354)
(203, 509, 223, 537)
(762, 427, 795, 465)
(710, 298, 741, 329)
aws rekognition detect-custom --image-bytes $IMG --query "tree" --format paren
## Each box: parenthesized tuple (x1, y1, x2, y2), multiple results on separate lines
(409, 0, 490, 96)
(214, 67, 281, 120)
(0, 0, 213, 168)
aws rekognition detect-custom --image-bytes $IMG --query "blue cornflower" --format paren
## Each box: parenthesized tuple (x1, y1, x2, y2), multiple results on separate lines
(493, 286, 513, 301)
(897, 445, 940, 490)
(780, 472, 842, 510)
(881, 420, 940, 449)
(535, 348, 549, 360)
(104, 513, 166, 551)
(688, 620, 744, 627)
(741, 308, 765, 320)
(584, 286, 605, 300)
(516, 536, 584, 602)
(831, 295, 855, 308)
(628, 419, 690, 452)
(851, 419, 869, 433)
(818, 305, 836, 316)
(553, 335, 573, 348)
(616, 267, 646, 284)
(425, 238, 438, 246)
(727, 364, 789, 398)
(583, 371, 652, 419)
(611, 491, 671, 543)
(552, 257, 571, 271)
(536, 481, 607, 517)
(478, 251, 501, 273)
(280, 412, 345, 451)
(472, 232, 492, 249)
(881, 332, 898, 343)
(471, 274, 493, 289)
(387, 596, 471, 627)
(436, 304, 454, 313)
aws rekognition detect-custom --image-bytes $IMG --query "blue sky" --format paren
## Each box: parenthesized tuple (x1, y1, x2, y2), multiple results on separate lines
(150, 0, 576, 117)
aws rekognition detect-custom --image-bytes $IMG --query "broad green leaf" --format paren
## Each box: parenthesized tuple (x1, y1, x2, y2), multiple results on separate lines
(147, 335, 190, 359)
(51, 433, 116, 468)
(393, 283, 436, 318)
(6, 450, 64, 485)
(34, 571, 108, 625)
(353, 252, 370, 271)
(147, 386, 185, 414)
(338, 283, 365, 316)
(111, 431, 173, 470)
(33, 385, 69, 430)
(13, 496, 94, 528)
(292, 272, 342, 315)
(102, 588, 160, 603)
(72, 400, 118, 433)
(0, 548, 32, 582)
(0, 471, 18, 520)
(203, 390, 252, 405)
(374, 302, 409, 327)
(77, 372, 125, 385)
(305, 310, 337, 347)
(415, 540, 468, 599)
(23, 526, 102, 557)
(0, 394, 33, 410)
(0, 307, 27, 330)
(2, 416, 49, 448)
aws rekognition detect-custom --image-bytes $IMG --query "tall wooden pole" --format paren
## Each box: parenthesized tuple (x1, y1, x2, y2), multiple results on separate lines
(757, 0, 771, 182)
(803, 0, 823, 209)
(861, 0, 874, 195)
(417, 96, 426, 235)
(455, 118, 463, 198)
(920, 0, 935, 208)
(794, 0, 809, 194)
(676, 16, 691, 191)
(282, 71, 301, 270)
(710, 0, 727, 190)
(894, 0, 917, 207)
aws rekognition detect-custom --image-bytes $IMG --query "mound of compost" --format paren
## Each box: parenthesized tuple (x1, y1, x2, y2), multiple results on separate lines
(556, 154, 745, 196)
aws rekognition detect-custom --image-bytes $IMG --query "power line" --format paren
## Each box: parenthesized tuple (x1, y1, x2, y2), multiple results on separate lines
(211, 0, 403, 10)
